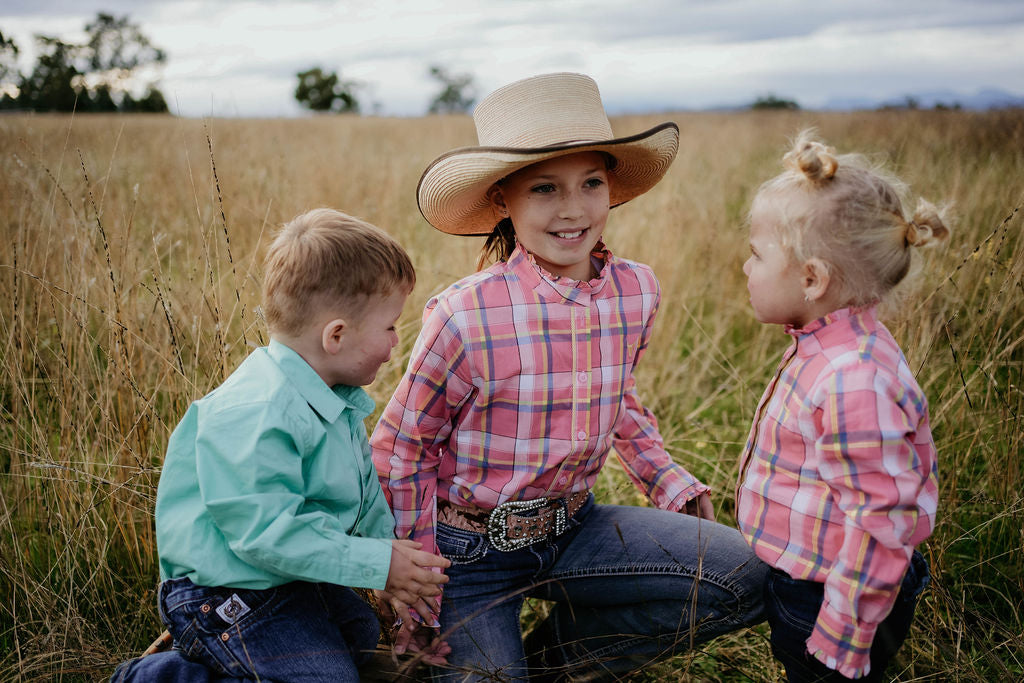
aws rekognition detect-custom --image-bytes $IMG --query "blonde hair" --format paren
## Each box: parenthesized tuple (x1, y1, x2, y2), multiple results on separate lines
(262, 208, 415, 336)
(753, 129, 951, 306)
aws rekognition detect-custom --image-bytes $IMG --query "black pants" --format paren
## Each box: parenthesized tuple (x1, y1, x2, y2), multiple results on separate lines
(765, 551, 929, 682)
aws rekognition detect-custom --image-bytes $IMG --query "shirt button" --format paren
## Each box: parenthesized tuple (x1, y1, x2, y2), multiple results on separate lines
(577, 372, 587, 384)
(221, 633, 230, 642)
(577, 430, 586, 440)
(559, 476, 568, 484)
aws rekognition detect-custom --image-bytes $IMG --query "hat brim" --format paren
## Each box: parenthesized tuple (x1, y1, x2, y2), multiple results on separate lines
(417, 122, 679, 236)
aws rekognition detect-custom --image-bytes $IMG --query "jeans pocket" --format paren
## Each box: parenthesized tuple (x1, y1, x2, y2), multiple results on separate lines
(436, 523, 488, 565)
(198, 586, 279, 632)
(174, 617, 234, 674)
(161, 579, 283, 676)
(765, 570, 822, 633)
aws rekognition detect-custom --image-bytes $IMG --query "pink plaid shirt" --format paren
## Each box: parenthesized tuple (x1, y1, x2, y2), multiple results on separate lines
(371, 243, 707, 555)
(736, 306, 938, 679)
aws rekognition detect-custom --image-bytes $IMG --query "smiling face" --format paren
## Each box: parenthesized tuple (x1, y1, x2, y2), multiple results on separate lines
(325, 288, 408, 387)
(742, 196, 812, 327)
(491, 151, 610, 281)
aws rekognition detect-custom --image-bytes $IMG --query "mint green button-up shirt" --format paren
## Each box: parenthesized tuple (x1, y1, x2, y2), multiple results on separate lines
(156, 340, 394, 590)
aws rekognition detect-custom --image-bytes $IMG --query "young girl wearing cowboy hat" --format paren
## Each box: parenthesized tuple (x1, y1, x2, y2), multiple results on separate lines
(371, 72, 767, 681)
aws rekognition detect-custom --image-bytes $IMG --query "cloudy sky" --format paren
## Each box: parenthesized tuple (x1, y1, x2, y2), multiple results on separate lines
(2, 0, 1023, 117)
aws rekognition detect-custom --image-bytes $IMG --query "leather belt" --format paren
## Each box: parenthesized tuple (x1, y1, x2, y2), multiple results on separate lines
(437, 491, 590, 552)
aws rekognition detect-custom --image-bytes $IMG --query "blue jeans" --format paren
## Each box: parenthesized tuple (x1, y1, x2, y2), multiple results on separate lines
(110, 578, 380, 682)
(431, 496, 767, 681)
(765, 550, 930, 682)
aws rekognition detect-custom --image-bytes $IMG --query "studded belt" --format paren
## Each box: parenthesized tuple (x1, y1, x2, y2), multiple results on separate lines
(437, 491, 590, 552)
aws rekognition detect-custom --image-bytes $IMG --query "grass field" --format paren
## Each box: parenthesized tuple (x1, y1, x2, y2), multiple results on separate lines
(1, 109, 1022, 681)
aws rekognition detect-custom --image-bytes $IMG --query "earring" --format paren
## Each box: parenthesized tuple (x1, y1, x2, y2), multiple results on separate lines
(804, 295, 811, 302)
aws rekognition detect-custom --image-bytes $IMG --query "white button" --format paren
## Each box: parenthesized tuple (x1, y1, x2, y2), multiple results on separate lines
(577, 430, 586, 440)
(577, 372, 587, 384)
(559, 476, 567, 484)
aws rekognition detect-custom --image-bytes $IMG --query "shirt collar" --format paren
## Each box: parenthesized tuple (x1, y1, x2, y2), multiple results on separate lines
(506, 241, 611, 305)
(267, 339, 374, 422)
(785, 305, 878, 339)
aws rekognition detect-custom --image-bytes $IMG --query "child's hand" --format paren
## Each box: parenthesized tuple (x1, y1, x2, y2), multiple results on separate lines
(374, 587, 409, 631)
(682, 492, 716, 521)
(393, 620, 451, 665)
(386, 539, 450, 623)
(375, 587, 451, 665)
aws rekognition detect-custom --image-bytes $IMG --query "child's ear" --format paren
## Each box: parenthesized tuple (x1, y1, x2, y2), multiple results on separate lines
(486, 186, 509, 217)
(321, 318, 347, 354)
(802, 258, 832, 301)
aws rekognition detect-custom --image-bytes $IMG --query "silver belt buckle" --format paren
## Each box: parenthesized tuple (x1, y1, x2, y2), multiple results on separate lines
(487, 497, 566, 552)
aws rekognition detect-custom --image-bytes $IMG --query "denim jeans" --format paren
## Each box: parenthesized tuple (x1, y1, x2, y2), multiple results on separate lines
(430, 496, 768, 681)
(110, 578, 380, 682)
(764, 550, 930, 683)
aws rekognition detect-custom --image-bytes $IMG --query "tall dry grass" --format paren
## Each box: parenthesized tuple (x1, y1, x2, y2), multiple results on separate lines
(0, 109, 1022, 681)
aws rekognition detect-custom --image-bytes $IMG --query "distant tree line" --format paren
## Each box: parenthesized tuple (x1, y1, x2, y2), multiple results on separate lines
(0, 13, 168, 113)
(878, 95, 963, 111)
(750, 94, 800, 110)
(747, 93, 965, 112)
(293, 64, 477, 115)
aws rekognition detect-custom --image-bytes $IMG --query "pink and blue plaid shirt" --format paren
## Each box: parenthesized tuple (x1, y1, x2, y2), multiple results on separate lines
(371, 243, 707, 554)
(736, 306, 938, 679)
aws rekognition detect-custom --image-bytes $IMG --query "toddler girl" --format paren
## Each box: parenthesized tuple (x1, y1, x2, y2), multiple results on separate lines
(737, 130, 949, 681)
(372, 72, 766, 681)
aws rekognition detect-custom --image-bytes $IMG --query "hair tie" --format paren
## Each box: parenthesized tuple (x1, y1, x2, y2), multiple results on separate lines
(782, 139, 838, 183)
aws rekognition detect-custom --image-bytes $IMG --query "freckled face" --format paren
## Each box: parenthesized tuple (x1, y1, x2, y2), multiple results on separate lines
(742, 199, 810, 327)
(493, 151, 610, 282)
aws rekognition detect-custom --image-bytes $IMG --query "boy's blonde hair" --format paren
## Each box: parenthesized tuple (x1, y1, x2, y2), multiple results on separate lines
(753, 130, 950, 307)
(262, 208, 415, 336)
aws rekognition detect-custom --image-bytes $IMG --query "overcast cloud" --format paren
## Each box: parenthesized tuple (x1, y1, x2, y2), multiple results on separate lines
(2, 0, 1022, 117)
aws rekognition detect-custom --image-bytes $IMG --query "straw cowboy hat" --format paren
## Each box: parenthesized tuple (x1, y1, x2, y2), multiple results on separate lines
(417, 72, 680, 236)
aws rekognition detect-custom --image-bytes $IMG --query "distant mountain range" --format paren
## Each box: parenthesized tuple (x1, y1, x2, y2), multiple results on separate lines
(820, 87, 1024, 111)
(649, 87, 1024, 114)
(580, 88, 1024, 116)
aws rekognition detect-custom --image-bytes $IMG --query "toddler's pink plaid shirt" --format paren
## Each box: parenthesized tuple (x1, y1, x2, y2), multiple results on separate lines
(371, 244, 707, 555)
(736, 307, 938, 679)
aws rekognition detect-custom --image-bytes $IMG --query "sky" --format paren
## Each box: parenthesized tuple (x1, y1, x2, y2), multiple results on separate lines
(2, 0, 1023, 117)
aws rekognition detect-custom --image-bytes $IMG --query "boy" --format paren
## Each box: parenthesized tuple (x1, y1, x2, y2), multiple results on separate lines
(113, 209, 449, 682)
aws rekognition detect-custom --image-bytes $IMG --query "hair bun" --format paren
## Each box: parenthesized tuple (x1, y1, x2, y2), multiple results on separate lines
(783, 132, 838, 184)
(906, 199, 951, 247)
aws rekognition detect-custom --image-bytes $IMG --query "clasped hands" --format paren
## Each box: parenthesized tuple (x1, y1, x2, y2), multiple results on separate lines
(374, 539, 452, 666)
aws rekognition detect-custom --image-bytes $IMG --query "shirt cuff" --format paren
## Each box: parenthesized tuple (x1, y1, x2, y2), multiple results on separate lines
(338, 536, 393, 591)
(807, 601, 879, 679)
(663, 481, 711, 512)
